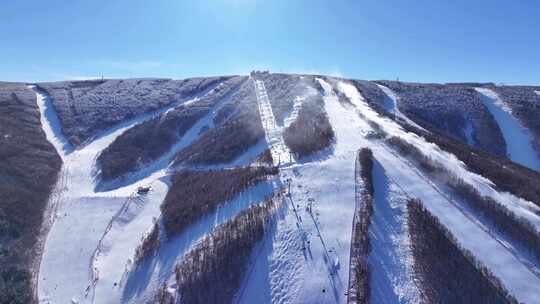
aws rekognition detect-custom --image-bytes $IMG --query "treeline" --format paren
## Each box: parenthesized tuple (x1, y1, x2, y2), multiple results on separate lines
(255, 149, 273, 165)
(376, 81, 506, 157)
(173, 82, 265, 166)
(494, 85, 540, 155)
(173, 198, 277, 304)
(153, 283, 175, 304)
(407, 199, 517, 304)
(161, 166, 278, 236)
(399, 121, 540, 207)
(97, 77, 246, 181)
(348, 148, 374, 304)
(351, 80, 387, 114)
(283, 94, 335, 158)
(133, 220, 160, 265)
(173, 111, 265, 166)
(97, 105, 208, 181)
(0, 83, 62, 304)
(387, 136, 540, 262)
(37, 76, 230, 146)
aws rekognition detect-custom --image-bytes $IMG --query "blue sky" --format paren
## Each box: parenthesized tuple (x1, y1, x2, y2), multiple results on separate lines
(1, 0, 539, 84)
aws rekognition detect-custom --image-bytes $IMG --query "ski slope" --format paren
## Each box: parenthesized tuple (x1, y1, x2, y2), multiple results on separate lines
(239, 78, 362, 303)
(368, 161, 420, 303)
(30, 85, 73, 158)
(476, 87, 540, 172)
(240, 78, 540, 303)
(30, 76, 540, 303)
(121, 180, 278, 303)
(337, 81, 540, 303)
(376, 84, 427, 132)
(31, 84, 225, 304)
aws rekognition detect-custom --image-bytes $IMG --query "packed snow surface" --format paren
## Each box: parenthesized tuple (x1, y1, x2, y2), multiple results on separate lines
(369, 161, 420, 303)
(122, 180, 278, 303)
(241, 78, 540, 304)
(30, 85, 73, 158)
(32, 84, 227, 304)
(30, 76, 540, 303)
(338, 81, 540, 303)
(476, 87, 540, 172)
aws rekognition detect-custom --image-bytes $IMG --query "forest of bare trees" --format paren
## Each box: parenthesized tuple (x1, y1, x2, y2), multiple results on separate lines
(97, 105, 208, 181)
(173, 96, 265, 166)
(133, 220, 160, 266)
(0, 83, 62, 304)
(387, 135, 540, 262)
(173, 197, 278, 304)
(283, 94, 335, 158)
(348, 148, 374, 304)
(400, 122, 540, 207)
(407, 199, 517, 304)
(161, 166, 278, 236)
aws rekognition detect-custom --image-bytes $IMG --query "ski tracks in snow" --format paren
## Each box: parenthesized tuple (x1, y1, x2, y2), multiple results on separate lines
(31, 81, 231, 304)
(336, 80, 540, 303)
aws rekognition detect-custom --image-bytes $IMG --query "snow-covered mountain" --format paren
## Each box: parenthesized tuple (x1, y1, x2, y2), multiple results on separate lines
(2, 73, 540, 304)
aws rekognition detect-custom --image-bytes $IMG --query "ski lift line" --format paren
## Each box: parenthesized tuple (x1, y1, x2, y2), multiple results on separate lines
(86, 179, 160, 300)
(252, 78, 293, 167)
(305, 200, 335, 276)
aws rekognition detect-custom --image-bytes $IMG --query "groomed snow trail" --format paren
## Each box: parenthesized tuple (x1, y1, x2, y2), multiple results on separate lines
(242, 78, 370, 304)
(30, 85, 74, 303)
(253, 77, 293, 166)
(122, 180, 278, 304)
(368, 161, 420, 303)
(475, 87, 540, 172)
(376, 84, 427, 132)
(337, 81, 540, 303)
(32, 83, 226, 304)
(340, 84, 540, 231)
(30, 85, 73, 158)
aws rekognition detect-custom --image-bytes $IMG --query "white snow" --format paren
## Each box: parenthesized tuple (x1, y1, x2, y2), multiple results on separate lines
(31, 76, 540, 303)
(281, 85, 318, 130)
(32, 85, 225, 304)
(253, 78, 294, 166)
(283, 96, 305, 129)
(37, 115, 171, 304)
(240, 79, 370, 303)
(30, 85, 73, 159)
(535, 90, 540, 96)
(339, 83, 540, 232)
(368, 161, 420, 303)
(91, 176, 169, 303)
(475, 87, 540, 172)
(241, 79, 540, 304)
(376, 84, 427, 132)
(337, 81, 540, 303)
(121, 180, 279, 303)
(464, 120, 475, 145)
